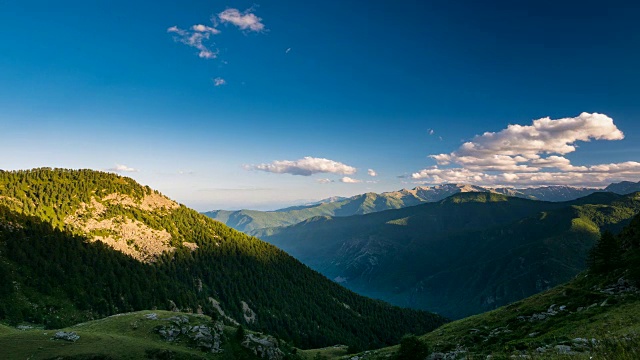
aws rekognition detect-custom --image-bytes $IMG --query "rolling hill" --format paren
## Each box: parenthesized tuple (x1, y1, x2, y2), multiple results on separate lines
(0, 168, 446, 350)
(357, 213, 640, 360)
(256, 192, 640, 319)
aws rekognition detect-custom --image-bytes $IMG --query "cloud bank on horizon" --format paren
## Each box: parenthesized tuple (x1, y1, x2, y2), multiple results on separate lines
(412, 112, 640, 187)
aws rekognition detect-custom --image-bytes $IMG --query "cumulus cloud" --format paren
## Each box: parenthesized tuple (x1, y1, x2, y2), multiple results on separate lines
(218, 8, 265, 32)
(412, 113, 639, 187)
(430, 112, 623, 171)
(213, 77, 226, 86)
(247, 157, 357, 176)
(108, 164, 138, 173)
(316, 178, 333, 184)
(367, 169, 377, 177)
(168, 25, 219, 59)
(340, 177, 362, 183)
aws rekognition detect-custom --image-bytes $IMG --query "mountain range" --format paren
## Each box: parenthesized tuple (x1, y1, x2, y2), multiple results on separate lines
(204, 181, 640, 234)
(256, 191, 640, 319)
(0, 168, 446, 350)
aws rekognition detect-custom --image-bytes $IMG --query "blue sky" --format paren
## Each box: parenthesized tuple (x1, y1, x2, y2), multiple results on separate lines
(1, 0, 640, 210)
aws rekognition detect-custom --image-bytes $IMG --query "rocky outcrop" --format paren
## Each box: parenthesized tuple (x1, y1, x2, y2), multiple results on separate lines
(517, 304, 567, 322)
(241, 333, 284, 360)
(53, 331, 80, 342)
(155, 315, 224, 353)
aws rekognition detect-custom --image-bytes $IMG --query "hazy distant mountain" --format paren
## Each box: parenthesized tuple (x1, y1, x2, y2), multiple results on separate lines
(274, 196, 349, 212)
(490, 185, 596, 201)
(604, 180, 640, 194)
(256, 191, 640, 319)
(204, 184, 490, 233)
(205, 181, 640, 233)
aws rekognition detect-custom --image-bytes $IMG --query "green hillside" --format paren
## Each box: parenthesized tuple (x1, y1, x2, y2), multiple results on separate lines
(0, 168, 446, 350)
(0, 310, 300, 360)
(257, 192, 640, 319)
(357, 213, 640, 360)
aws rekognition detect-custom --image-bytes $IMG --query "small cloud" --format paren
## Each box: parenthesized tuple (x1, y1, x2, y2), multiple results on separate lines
(247, 156, 357, 176)
(367, 169, 377, 177)
(316, 178, 333, 184)
(218, 8, 265, 32)
(178, 170, 195, 175)
(428, 129, 435, 135)
(213, 77, 226, 86)
(285, 47, 291, 54)
(340, 177, 362, 183)
(108, 164, 138, 173)
(192, 24, 220, 34)
(168, 25, 219, 59)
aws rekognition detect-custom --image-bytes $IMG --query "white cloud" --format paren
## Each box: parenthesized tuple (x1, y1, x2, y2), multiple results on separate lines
(192, 24, 220, 34)
(411, 113, 639, 187)
(340, 177, 362, 183)
(285, 47, 291, 54)
(367, 169, 377, 177)
(168, 25, 219, 59)
(218, 8, 265, 32)
(248, 156, 357, 176)
(316, 178, 333, 184)
(108, 164, 138, 173)
(430, 112, 623, 171)
(428, 129, 435, 135)
(213, 77, 226, 86)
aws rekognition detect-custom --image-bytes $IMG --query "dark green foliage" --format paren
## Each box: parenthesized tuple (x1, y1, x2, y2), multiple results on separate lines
(395, 334, 430, 360)
(395, 213, 640, 358)
(235, 325, 245, 341)
(0, 168, 447, 349)
(588, 231, 621, 273)
(43, 356, 117, 360)
(313, 353, 328, 360)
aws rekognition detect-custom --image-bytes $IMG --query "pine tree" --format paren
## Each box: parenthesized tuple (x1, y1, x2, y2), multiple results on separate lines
(588, 230, 621, 273)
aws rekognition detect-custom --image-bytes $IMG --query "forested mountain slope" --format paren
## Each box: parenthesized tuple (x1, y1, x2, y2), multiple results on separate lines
(257, 192, 640, 319)
(0, 168, 446, 350)
(361, 213, 640, 359)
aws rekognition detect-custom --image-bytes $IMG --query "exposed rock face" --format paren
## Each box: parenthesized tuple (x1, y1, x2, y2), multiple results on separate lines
(183, 242, 199, 251)
(103, 192, 179, 212)
(208, 297, 239, 325)
(64, 194, 177, 261)
(241, 333, 284, 360)
(242, 301, 256, 324)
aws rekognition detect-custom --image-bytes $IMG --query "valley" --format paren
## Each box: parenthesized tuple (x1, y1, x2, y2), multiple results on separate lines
(0, 169, 446, 352)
